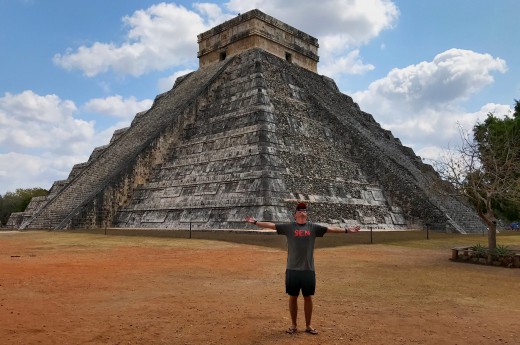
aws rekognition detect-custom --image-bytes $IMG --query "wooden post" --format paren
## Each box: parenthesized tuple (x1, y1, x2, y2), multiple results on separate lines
(451, 248, 459, 260)
(513, 254, 520, 268)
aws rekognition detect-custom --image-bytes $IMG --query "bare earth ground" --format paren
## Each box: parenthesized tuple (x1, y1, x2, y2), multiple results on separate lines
(1, 230, 519, 345)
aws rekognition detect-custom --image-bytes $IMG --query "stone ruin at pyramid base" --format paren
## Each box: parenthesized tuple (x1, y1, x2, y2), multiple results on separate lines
(7, 10, 486, 234)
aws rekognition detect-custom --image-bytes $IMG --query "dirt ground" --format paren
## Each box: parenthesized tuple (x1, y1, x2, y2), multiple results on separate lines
(1, 230, 519, 345)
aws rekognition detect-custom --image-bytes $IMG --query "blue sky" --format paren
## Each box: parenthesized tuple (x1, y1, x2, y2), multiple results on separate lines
(1, 0, 518, 195)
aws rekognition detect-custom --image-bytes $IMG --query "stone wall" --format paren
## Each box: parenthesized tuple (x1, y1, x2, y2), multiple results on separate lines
(198, 9, 319, 72)
(15, 48, 486, 233)
(106, 49, 414, 230)
(274, 53, 484, 232)
(18, 58, 234, 230)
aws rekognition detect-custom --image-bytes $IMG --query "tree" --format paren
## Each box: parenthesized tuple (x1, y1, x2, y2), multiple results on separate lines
(0, 188, 48, 225)
(435, 100, 520, 249)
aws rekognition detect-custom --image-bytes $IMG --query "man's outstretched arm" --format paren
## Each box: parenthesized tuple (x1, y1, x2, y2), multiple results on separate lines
(245, 216, 277, 230)
(326, 225, 361, 234)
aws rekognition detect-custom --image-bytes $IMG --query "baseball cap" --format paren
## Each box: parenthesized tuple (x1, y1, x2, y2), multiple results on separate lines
(295, 202, 307, 211)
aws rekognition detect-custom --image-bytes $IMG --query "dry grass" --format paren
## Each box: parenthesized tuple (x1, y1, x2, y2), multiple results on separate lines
(8, 228, 520, 252)
(2, 230, 519, 344)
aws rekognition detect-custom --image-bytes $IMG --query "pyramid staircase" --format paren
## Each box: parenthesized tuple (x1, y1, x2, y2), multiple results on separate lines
(14, 49, 486, 233)
(20, 58, 235, 229)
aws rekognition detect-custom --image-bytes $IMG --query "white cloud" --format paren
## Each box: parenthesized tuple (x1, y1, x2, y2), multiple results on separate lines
(0, 89, 173, 194)
(0, 91, 106, 194)
(53, 3, 209, 77)
(84, 95, 153, 118)
(193, 2, 234, 27)
(319, 49, 374, 76)
(415, 103, 511, 162)
(0, 91, 94, 152)
(225, 0, 398, 78)
(353, 49, 507, 117)
(225, 0, 398, 41)
(52, 1, 398, 80)
(0, 90, 76, 124)
(351, 49, 509, 160)
(0, 152, 88, 194)
(157, 69, 195, 93)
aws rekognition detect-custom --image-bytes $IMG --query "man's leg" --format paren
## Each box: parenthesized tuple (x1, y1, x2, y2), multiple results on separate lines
(303, 295, 313, 328)
(289, 295, 298, 328)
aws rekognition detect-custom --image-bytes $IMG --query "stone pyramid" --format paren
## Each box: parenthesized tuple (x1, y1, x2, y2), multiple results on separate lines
(11, 10, 485, 233)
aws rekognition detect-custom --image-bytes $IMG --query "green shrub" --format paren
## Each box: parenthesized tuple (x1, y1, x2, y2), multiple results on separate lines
(471, 243, 488, 258)
(490, 244, 514, 259)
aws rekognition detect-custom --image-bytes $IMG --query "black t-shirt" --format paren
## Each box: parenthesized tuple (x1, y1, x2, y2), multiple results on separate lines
(276, 222, 327, 271)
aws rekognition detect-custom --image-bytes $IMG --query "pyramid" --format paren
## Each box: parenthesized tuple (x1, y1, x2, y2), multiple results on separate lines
(10, 10, 486, 233)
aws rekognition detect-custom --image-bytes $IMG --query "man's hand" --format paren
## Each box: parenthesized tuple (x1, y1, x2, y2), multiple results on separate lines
(245, 216, 257, 224)
(346, 225, 361, 233)
(245, 217, 277, 231)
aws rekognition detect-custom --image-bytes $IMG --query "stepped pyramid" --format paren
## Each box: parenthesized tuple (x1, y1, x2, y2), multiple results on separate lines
(9, 10, 486, 233)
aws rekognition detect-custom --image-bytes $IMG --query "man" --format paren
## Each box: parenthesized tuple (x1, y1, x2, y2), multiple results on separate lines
(245, 202, 361, 335)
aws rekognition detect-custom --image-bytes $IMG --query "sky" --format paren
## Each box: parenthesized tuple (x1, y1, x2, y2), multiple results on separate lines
(1, 0, 519, 195)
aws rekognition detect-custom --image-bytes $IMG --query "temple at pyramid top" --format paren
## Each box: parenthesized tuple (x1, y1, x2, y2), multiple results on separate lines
(197, 9, 319, 72)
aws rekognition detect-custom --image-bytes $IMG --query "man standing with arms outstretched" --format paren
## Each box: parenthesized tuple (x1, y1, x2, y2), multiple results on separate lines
(245, 202, 361, 335)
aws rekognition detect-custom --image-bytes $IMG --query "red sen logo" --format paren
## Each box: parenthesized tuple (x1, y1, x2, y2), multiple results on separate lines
(294, 229, 311, 237)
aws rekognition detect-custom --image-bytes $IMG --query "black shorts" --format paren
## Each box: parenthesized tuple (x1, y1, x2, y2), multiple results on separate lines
(285, 269, 316, 296)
